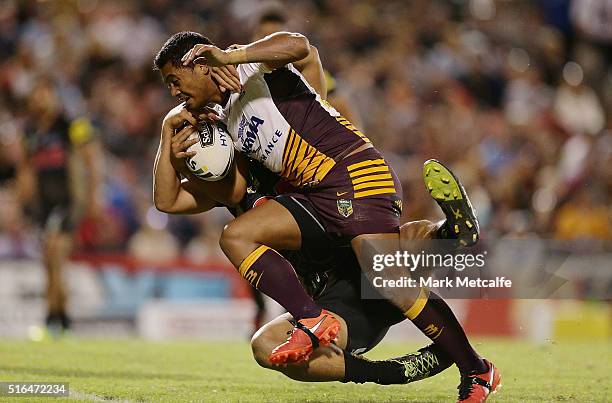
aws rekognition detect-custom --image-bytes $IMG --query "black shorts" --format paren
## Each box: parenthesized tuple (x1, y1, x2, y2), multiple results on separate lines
(276, 194, 405, 354)
(38, 203, 75, 233)
(316, 273, 405, 354)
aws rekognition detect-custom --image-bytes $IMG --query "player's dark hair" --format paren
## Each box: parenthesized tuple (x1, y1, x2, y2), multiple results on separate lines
(258, 9, 286, 25)
(153, 31, 213, 70)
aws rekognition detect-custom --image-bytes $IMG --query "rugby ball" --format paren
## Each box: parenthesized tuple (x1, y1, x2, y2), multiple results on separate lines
(185, 121, 234, 181)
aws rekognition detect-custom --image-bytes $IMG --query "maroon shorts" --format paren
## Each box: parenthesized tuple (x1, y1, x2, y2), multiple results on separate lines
(278, 148, 402, 241)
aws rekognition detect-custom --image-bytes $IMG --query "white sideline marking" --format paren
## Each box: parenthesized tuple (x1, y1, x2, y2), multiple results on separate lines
(70, 390, 133, 402)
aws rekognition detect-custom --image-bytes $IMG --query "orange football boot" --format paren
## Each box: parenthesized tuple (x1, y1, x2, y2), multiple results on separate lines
(269, 309, 340, 365)
(457, 359, 502, 403)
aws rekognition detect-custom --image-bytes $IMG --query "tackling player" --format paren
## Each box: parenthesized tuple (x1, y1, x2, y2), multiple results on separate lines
(224, 159, 456, 386)
(153, 32, 501, 402)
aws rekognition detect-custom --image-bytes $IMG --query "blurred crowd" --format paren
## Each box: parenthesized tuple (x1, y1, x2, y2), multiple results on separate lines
(0, 0, 610, 262)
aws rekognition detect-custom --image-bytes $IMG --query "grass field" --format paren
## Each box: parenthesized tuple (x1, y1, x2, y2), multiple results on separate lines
(0, 338, 610, 402)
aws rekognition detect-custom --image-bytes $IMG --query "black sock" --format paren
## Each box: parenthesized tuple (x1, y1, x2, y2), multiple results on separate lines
(409, 291, 487, 374)
(342, 344, 454, 385)
(343, 353, 408, 385)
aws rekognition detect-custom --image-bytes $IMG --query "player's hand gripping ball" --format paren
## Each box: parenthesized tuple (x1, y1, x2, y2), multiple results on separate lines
(185, 121, 234, 181)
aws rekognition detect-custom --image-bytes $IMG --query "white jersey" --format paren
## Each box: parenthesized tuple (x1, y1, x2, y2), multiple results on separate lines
(217, 63, 291, 173)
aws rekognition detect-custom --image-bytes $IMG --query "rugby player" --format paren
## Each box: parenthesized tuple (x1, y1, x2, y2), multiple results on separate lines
(16, 77, 102, 335)
(153, 32, 500, 402)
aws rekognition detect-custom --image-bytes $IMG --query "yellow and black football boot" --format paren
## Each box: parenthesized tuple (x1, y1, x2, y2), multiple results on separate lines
(423, 159, 480, 247)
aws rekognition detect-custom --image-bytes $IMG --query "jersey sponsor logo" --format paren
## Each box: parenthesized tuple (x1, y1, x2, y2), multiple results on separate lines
(337, 199, 353, 218)
(261, 130, 284, 162)
(240, 115, 265, 155)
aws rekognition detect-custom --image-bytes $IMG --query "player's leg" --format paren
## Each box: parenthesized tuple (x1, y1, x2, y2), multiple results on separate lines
(251, 311, 451, 385)
(251, 312, 348, 381)
(399, 219, 442, 243)
(400, 220, 490, 377)
(43, 218, 72, 333)
(354, 162, 500, 401)
(219, 198, 340, 363)
(420, 159, 501, 402)
(250, 288, 267, 335)
(219, 199, 321, 320)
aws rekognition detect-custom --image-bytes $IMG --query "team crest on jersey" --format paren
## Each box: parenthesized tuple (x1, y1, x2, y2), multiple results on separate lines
(337, 199, 353, 218)
(198, 122, 215, 147)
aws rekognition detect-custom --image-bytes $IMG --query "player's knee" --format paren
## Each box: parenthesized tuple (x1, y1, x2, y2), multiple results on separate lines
(219, 221, 248, 253)
(43, 234, 61, 259)
(400, 219, 436, 243)
(250, 333, 274, 369)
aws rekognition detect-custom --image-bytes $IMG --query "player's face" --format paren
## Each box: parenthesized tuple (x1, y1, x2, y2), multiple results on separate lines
(254, 21, 285, 40)
(28, 81, 60, 117)
(161, 62, 215, 112)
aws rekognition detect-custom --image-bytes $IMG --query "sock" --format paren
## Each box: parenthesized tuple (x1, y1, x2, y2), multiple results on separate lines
(342, 344, 453, 385)
(406, 290, 487, 374)
(343, 353, 409, 385)
(239, 245, 322, 320)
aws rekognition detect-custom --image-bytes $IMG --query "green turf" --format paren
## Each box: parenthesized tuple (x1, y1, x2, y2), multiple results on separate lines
(0, 338, 609, 402)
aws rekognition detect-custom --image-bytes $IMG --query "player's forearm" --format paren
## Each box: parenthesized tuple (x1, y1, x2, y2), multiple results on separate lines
(153, 129, 183, 213)
(226, 32, 310, 68)
(292, 46, 327, 98)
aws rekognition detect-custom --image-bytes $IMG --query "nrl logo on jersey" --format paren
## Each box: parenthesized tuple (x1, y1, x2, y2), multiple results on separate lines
(337, 199, 353, 218)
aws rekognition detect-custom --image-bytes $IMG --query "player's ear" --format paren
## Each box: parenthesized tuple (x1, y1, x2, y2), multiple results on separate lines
(197, 64, 211, 75)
